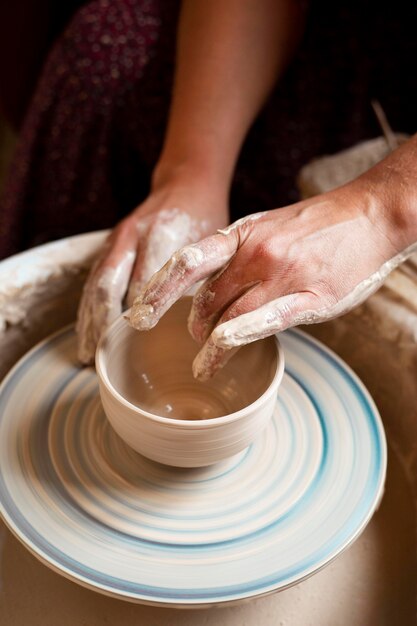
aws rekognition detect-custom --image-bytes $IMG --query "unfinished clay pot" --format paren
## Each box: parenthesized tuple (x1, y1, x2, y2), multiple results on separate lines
(96, 297, 283, 467)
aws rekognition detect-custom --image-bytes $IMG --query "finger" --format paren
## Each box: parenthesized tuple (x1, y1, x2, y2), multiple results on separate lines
(191, 282, 268, 380)
(125, 228, 150, 307)
(76, 248, 112, 364)
(188, 256, 260, 344)
(192, 337, 239, 381)
(76, 225, 138, 363)
(212, 291, 321, 349)
(192, 287, 319, 380)
(126, 211, 197, 307)
(93, 249, 136, 333)
(77, 249, 136, 363)
(128, 232, 238, 331)
(93, 220, 139, 278)
(76, 295, 97, 365)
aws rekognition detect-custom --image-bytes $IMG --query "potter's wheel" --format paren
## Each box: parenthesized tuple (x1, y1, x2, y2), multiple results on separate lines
(0, 327, 386, 607)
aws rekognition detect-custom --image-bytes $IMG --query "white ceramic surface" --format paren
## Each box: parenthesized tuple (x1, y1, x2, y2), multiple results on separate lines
(0, 326, 386, 607)
(96, 298, 283, 467)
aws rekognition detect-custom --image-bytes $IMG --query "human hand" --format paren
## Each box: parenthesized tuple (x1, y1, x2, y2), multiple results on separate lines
(128, 173, 417, 380)
(76, 177, 228, 364)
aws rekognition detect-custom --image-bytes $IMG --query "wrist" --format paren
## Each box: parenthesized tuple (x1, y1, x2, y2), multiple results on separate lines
(146, 159, 230, 230)
(356, 137, 417, 251)
(151, 156, 230, 199)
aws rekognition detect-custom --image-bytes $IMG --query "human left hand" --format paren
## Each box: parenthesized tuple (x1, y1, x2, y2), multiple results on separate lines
(76, 175, 228, 364)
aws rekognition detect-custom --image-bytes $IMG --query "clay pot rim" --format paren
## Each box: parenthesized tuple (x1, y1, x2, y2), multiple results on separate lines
(96, 313, 285, 428)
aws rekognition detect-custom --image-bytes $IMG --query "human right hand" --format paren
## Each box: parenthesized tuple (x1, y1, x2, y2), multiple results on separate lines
(128, 138, 417, 380)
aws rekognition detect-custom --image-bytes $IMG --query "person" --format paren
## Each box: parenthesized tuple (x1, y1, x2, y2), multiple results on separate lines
(1, 1, 416, 376)
(75, 0, 309, 362)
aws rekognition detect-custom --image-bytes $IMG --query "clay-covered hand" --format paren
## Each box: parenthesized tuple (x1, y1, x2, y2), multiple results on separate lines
(76, 179, 228, 364)
(128, 176, 417, 380)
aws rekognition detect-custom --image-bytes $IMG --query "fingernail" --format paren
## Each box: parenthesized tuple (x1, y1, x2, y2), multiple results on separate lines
(129, 301, 157, 330)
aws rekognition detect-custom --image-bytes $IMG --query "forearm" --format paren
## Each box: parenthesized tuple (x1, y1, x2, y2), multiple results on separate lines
(358, 133, 417, 251)
(154, 0, 306, 192)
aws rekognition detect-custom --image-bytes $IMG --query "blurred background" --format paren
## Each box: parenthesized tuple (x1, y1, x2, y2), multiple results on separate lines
(0, 2, 84, 192)
(0, 0, 416, 257)
(0, 119, 15, 194)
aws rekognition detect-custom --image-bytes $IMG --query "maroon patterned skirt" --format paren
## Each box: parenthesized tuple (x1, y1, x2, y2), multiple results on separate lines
(1, 0, 416, 258)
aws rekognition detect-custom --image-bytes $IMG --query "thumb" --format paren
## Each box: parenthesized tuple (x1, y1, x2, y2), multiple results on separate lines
(129, 231, 238, 331)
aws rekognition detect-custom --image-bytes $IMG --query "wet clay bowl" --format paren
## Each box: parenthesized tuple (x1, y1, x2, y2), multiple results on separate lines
(96, 298, 284, 467)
